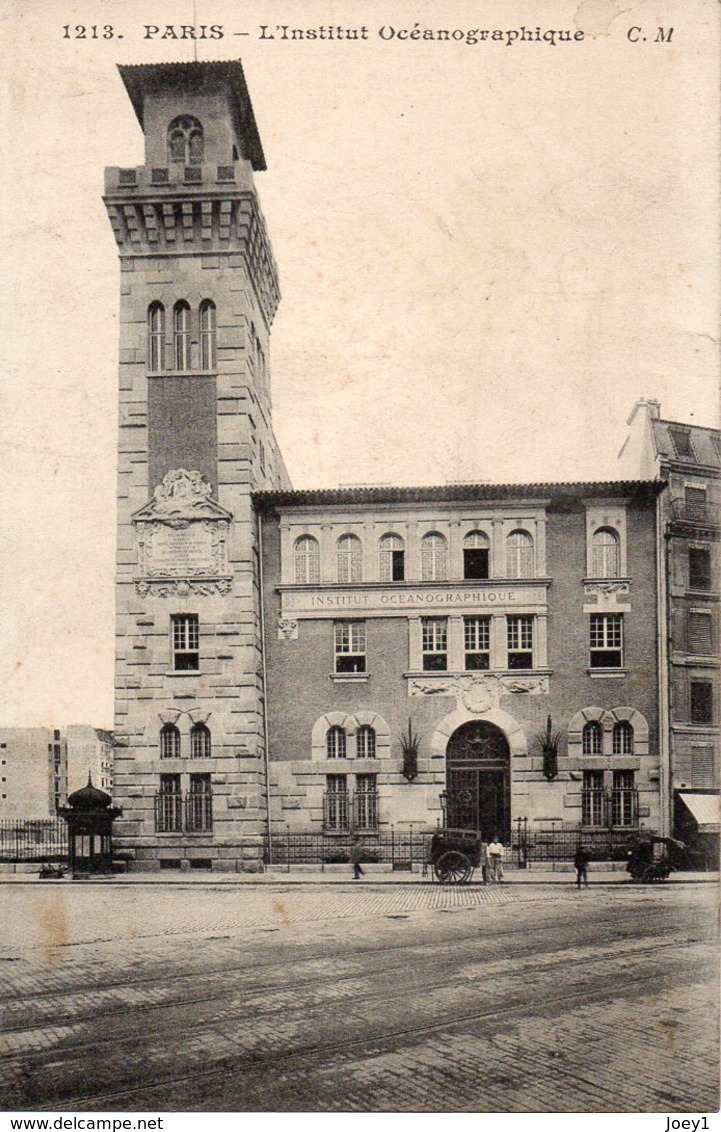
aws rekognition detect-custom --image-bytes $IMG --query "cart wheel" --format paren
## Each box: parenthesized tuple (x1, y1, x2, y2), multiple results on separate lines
(642, 865, 659, 883)
(434, 850, 472, 885)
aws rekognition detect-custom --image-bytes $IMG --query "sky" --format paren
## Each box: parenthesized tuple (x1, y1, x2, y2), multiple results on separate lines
(0, 0, 718, 727)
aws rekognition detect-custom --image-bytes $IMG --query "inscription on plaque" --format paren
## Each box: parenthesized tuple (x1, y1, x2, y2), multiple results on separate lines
(147, 524, 216, 576)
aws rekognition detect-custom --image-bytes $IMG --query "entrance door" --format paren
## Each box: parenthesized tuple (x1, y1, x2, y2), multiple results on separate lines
(445, 721, 511, 841)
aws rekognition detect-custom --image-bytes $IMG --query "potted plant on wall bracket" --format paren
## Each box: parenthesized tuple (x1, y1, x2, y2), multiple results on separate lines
(535, 715, 564, 781)
(399, 718, 422, 782)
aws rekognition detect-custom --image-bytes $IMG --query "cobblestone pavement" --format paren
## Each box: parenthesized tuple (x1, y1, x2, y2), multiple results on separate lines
(0, 882, 717, 1113)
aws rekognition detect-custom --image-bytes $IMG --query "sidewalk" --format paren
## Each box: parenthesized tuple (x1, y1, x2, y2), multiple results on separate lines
(0, 862, 717, 885)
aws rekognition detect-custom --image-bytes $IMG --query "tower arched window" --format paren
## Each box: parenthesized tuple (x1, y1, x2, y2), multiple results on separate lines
(148, 303, 165, 371)
(506, 530, 534, 579)
(160, 724, 180, 760)
(173, 301, 192, 370)
(356, 725, 376, 759)
(379, 533, 405, 582)
(464, 530, 490, 580)
(190, 723, 211, 759)
(327, 726, 346, 759)
(592, 527, 620, 578)
(294, 536, 320, 584)
(421, 533, 447, 581)
(612, 721, 633, 755)
(582, 722, 602, 755)
(168, 116, 204, 165)
(337, 535, 362, 583)
(199, 300, 217, 370)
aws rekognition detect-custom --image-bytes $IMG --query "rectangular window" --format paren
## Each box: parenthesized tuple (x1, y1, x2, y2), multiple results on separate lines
(507, 615, 533, 669)
(355, 774, 378, 830)
(171, 614, 200, 671)
(690, 680, 713, 724)
(188, 773, 212, 832)
(156, 774, 182, 833)
(464, 616, 491, 670)
(670, 428, 695, 460)
(590, 613, 623, 668)
(684, 486, 707, 521)
(688, 612, 713, 655)
(422, 618, 448, 671)
(325, 774, 349, 831)
(612, 770, 636, 826)
(581, 770, 605, 826)
(464, 547, 489, 580)
(689, 548, 712, 591)
(334, 621, 366, 673)
(691, 747, 715, 789)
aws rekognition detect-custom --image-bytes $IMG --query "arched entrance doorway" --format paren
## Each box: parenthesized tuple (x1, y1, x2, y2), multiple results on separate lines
(445, 721, 511, 840)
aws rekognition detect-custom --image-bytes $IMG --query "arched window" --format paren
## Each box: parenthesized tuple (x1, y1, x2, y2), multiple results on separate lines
(421, 533, 447, 581)
(337, 534, 362, 583)
(160, 724, 180, 759)
(168, 116, 204, 165)
(199, 300, 216, 370)
(190, 723, 211, 759)
(294, 535, 320, 584)
(148, 303, 165, 371)
(464, 530, 490, 580)
(379, 533, 405, 582)
(326, 726, 346, 759)
(356, 725, 376, 759)
(612, 721, 633, 755)
(506, 530, 534, 579)
(582, 722, 602, 755)
(173, 301, 191, 370)
(592, 527, 620, 578)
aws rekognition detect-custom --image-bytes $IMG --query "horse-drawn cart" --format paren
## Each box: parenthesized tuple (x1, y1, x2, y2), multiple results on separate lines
(427, 827, 483, 884)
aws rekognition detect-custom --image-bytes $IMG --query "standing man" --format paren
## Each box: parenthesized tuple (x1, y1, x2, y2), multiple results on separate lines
(574, 844, 591, 889)
(479, 837, 489, 885)
(488, 834, 504, 882)
(350, 835, 365, 880)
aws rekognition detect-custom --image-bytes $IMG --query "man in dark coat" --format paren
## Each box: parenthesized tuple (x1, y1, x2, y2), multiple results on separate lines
(350, 835, 365, 880)
(574, 844, 591, 888)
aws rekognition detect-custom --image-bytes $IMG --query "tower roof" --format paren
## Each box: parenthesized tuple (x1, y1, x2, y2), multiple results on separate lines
(117, 60, 266, 170)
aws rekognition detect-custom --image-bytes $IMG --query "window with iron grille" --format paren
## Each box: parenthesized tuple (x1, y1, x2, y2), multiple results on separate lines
(326, 726, 346, 759)
(199, 300, 217, 370)
(148, 303, 165, 371)
(190, 723, 211, 759)
(188, 773, 212, 832)
(582, 770, 605, 826)
(591, 527, 620, 578)
(334, 621, 366, 673)
(582, 721, 602, 755)
(160, 724, 180, 759)
(422, 618, 448, 671)
(173, 301, 192, 370)
(464, 531, 489, 580)
(612, 722, 633, 755)
(506, 530, 534, 579)
(691, 746, 715, 789)
(294, 535, 320, 584)
(690, 680, 713, 724)
(612, 770, 636, 826)
(355, 774, 378, 830)
(421, 533, 447, 581)
(670, 428, 695, 460)
(337, 535, 362, 583)
(688, 612, 713, 655)
(507, 615, 533, 669)
(590, 613, 623, 668)
(325, 774, 348, 830)
(379, 534, 405, 581)
(356, 725, 376, 759)
(171, 614, 199, 671)
(464, 616, 490, 670)
(157, 774, 182, 833)
(688, 548, 711, 591)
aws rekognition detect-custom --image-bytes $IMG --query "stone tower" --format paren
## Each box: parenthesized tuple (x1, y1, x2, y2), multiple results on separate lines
(105, 61, 290, 871)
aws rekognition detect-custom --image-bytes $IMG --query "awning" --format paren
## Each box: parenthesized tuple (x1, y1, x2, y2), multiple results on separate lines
(678, 793, 720, 834)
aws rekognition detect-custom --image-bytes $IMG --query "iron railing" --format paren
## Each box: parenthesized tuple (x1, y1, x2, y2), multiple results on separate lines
(0, 819, 68, 862)
(154, 791, 213, 833)
(511, 819, 643, 865)
(322, 791, 378, 832)
(671, 499, 718, 527)
(267, 830, 433, 867)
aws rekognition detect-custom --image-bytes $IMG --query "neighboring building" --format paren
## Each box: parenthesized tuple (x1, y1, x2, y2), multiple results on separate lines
(256, 481, 664, 841)
(619, 400, 720, 860)
(106, 61, 668, 870)
(0, 728, 67, 819)
(65, 726, 115, 795)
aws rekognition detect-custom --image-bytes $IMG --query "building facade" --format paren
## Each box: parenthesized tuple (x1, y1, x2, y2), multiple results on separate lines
(65, 726, 115, 796)
(0, 728, 68, 820)
(106, 62, 670, 870)
(619, 400, 720, 858)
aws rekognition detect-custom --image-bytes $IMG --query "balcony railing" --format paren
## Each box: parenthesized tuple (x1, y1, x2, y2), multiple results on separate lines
(155, 791, 213, 833)
(323, 791, 378, 832)
(671, 499, 718, 527)
(581, 789, 638, 828)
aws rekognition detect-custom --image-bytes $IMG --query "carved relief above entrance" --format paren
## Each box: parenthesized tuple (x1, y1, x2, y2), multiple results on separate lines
(408, 673, 549, 701)
(132, 469, 233, 597)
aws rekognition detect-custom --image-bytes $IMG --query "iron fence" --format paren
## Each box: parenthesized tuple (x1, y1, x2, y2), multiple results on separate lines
(267, 830, 433, 868)
(511, 819, 644, 865)
(0, 819, 68, 862)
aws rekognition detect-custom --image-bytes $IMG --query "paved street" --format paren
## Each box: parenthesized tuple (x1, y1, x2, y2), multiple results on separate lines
(0, 881, 717, 1113)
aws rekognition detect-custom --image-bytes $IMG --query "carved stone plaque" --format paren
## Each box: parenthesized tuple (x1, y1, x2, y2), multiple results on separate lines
(145, 522, 218, 577)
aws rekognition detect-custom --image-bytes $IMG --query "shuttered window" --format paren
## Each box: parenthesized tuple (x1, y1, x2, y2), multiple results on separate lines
(688, 612, 713, 655)
(691, 747, 714, 789)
